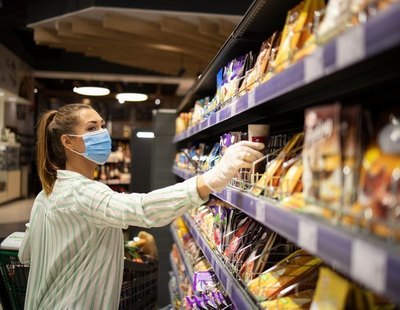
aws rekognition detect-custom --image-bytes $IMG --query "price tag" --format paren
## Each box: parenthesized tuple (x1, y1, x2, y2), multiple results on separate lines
(231, 100, 238, 116)
(351, 240, 387, 293)
(216, 111, 221, 123)
(255, 200, 266, 223)
(298, 220, 318, 253)
(248, 89, 256, 107)
(337, 26, 365, 68)
(304, 47, 324, 83)
(226, 188, 232, 202)
(207, 117, 211, 128)
(226, 279, 232, 296)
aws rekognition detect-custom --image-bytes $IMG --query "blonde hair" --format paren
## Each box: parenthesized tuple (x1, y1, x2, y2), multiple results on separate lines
(36, 104, 93, 195)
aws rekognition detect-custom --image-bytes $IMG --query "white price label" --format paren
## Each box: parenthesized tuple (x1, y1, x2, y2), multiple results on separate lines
(337, 26, 365, 68)
(231, 100, 238, 116)
(248, 89, 256, 107)
(255, 200, 266, 223)
(298, 220, 318, 253)
(207, 117, 211, 128)
(226, 188, 232, 202)
(226, 279, 232, 296)
(216, 111, 221, 123)
(304, 48, 324, 83)
(351, 240, 387, 293)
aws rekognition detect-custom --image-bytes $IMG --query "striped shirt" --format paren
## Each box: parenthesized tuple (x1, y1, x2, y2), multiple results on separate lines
(19, 170, 207, 310)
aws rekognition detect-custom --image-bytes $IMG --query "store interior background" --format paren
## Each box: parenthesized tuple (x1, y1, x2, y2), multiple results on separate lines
(0, 0, 253, 307)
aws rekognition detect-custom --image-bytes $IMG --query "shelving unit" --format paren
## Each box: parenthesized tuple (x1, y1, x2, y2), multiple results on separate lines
(173, 166, 400, 302)
(170, 226, 194, 282)
(183, 214, 259, 309)
(174, 3, 400, 143)
(169, 253, 184, 302)
(171, 0, 400, 307)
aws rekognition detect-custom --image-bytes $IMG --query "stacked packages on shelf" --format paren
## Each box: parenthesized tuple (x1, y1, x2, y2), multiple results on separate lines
(170, 218, 233, 310)
(175, 101, 400, 241)
(175, 0, 397, 135)
(187, 198, 396, 309)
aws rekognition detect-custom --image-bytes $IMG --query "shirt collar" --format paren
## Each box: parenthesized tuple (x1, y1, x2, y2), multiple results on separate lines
(57, 170, 88, 180)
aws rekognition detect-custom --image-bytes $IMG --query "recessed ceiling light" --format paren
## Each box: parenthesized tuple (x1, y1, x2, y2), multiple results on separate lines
(73, 86, 110, 96)
(155, 98, 161, 105)
(116, 93, 148, 102)
(136, 131, 155, 139)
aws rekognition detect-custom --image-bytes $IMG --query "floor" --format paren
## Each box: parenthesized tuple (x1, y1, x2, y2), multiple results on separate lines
(0, 198, 34, 237)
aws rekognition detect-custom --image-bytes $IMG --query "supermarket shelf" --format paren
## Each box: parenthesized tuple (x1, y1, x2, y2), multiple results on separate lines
(172, 165, 196, 180)
(182, 214, 259, 310)
(170, 226, 194, 282)
(173, 3, 400, 143)
(213, 186, 400, 303)
(173, 166, 400, 302)
(168, 278, 178, 310)
(170, 253, 184, 302)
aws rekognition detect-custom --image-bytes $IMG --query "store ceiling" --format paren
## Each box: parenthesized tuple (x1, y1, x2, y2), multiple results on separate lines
(0, 0, 252, 114)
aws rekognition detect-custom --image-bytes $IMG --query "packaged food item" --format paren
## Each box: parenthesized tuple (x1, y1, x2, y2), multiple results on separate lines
(317, 0, 352, 44)
(240, 32, 280, 92)
(260, 289, 315, 309)
(303, 104, 342, 217)
(310, 267, 351, 310)
(252, 133, 304, 197)
(247, 250, 321, 301)
(355, 111, 400, 238)
(341, 106, 362, 210)
(281, 192, 307, 210)
(272, 0, 324, 74)
(279, 156, 304, 198)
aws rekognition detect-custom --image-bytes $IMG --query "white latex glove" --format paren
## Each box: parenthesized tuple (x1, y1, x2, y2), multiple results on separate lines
(202, 141, 265, 192)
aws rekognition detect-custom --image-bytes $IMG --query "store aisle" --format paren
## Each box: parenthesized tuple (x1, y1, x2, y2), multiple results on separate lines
(0, 198, 34, 237)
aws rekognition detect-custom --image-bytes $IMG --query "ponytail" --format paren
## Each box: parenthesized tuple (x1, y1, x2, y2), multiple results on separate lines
(36, 103, 93, 195)
(36, 110, 58, 195)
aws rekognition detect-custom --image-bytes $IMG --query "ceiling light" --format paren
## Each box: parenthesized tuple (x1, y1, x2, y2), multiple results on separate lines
(155, 98, 161, 105)
(73, 86, 110, 96)
(136, 131, 155, 139)
(34, 88, 38, 94)
(116, 93, 148, 102)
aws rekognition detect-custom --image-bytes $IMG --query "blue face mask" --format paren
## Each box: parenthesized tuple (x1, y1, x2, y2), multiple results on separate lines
(67, 128, 112, 165)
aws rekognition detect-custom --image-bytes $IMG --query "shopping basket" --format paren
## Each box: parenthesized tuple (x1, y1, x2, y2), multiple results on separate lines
(0, 248, 28, 310)
(0, 247, 158, 310)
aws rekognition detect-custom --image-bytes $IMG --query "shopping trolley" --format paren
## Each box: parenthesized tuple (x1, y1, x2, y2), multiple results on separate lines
(0, 243, 158, 310)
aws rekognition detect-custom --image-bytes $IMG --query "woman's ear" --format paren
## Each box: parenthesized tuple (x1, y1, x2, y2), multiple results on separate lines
(61, 134, 73, 149)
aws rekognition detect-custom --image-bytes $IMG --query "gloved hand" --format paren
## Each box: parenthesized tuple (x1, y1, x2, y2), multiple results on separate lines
(202, 141, 265, 192)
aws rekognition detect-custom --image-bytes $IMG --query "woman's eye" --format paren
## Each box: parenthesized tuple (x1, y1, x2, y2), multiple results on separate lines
(87, 126, 97, 131)
(101, 124, 106, 129)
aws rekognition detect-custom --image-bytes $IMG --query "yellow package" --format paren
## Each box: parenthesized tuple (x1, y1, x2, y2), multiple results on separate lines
(247, 250, 321, 301)
(260, 289, 314, 309)
(310, 267, 351, 310)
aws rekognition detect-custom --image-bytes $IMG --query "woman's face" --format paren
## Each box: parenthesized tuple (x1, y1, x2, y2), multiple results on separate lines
(68, 108, 106, 153)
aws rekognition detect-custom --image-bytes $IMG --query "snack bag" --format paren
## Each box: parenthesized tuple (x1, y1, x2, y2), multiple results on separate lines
(303, 104, 342, 217)
(310, 267, 351, 310)
(260, 289, 315, 309)
(247, 250, 321, 301)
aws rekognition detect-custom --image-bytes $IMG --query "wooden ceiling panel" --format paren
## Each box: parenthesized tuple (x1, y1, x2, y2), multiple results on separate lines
(32, 8, 240, 79)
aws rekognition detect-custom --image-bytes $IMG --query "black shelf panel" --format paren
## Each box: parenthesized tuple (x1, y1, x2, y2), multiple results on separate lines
(173, 166, 400, 302)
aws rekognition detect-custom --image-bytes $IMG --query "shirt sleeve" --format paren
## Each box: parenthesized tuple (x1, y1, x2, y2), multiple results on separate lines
(18, 224, 30, 264)
(72, 176, 208, 229)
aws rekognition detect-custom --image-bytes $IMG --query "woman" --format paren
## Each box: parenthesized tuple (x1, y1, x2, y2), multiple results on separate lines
(19, 103, 264, 309)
